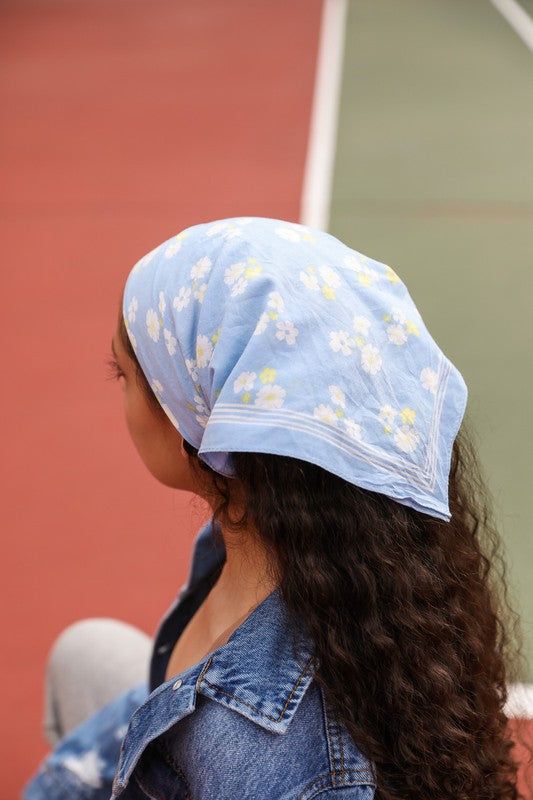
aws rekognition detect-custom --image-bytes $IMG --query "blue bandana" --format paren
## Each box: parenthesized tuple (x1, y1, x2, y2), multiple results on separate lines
(122, 217, 468, 521)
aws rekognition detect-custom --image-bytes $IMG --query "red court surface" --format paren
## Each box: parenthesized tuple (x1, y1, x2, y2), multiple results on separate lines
(0, 1, 321, 793)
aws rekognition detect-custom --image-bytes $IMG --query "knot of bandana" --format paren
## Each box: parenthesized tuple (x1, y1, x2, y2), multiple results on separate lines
(122, 217, 468, 521)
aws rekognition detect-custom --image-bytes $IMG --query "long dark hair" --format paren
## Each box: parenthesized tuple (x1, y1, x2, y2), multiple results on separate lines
(119, 312, 532, 799)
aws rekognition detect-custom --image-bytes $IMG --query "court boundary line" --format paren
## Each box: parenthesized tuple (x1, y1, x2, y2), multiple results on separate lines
(300, 0, 348, 230)
(489, 0, 533, 51)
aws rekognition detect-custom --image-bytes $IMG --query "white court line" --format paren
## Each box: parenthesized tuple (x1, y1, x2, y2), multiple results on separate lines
(505, 683, 533, 718)
(299, 0, 348, 230)
(489, 0, 533, 51)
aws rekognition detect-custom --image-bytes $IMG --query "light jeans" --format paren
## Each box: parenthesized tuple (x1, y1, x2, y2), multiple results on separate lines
(43, 618, 153, 748)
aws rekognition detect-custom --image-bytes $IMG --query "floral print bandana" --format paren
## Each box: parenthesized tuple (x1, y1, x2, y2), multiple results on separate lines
(122, 216, 468, 521)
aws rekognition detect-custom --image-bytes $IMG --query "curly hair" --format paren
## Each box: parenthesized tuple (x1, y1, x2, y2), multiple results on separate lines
(119, 312, 532, 800)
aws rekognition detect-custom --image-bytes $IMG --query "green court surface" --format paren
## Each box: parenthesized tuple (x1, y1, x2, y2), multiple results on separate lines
(330, 0, 533, 679)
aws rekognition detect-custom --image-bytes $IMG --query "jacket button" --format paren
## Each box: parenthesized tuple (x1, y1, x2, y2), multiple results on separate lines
(172, 678, 183, 690)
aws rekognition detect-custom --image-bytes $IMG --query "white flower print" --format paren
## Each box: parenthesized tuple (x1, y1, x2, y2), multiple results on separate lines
(379, 404, 397, 425)
(420, 367, 438, 394)
(267, 291, 285, 312)
(146, 308, 160, 342)
(319, 264, 341, 288)
(234, 371, 256, 393)
(162, 403, 180, 429)
(205, 221, 227, 237)
(275, 225, 301, 242)
(313, 404, 338, 425)
(195, 414, 209, 428)
(231, 276, 248, 296)
(194, 392, 207, 413)
(224, 262, 245, 286)
(193, 283, 208, 303)
(255, 384, 286, 409)
(253, 312, 270, 336)
(190, 256, 212, 280)
(128, 330, 137, 350)
(329, 330, 353, 356)
(275, 321, 298, 345)
(387, 324, 408, 346)
(328, 385, 346, 408)
(164, 234, 186, 258)
(151, 379, 164, 395)
(133, 246, 159, 272)
(63, 750, 105, 789)
(173, 287, 191, 311)
(343, 253, 364, 271)
(353, 315, 370, 335)
(185, 358, 199, 382)
(158, 291, 166, 315)
(164, 328, 177, 356)
(195, 334, 213, 368)
(300, 271, 320, 291)
(361, 343, 382, 374)
(127, 297, 138, 323)
(394, 426, 420, 453)
(344, 419, 363, 441)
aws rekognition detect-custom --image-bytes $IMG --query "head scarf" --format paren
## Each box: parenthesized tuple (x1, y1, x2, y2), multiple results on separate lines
(122, 216, 468, 522)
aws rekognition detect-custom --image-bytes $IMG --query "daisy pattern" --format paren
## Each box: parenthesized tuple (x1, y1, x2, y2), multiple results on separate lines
(300, 270, 320, 292)
(328, 385, 346, 408)
(162, 404, 180, 429)
(158, 291, 166, 315)
(195, 334, 213, 368)
(344, 419, 363, 441)
(386, 324, 407, 345)
(234, 371, 256, 393)
(205, 221, 242, 239)
(383, 307, 420, 342)
(394, 426, 420, 453)
(224, 262, 245, 285)
(164, 232, 188, 258)
(63, 750, 105, 789)
(190, 256, 212, 280)
(151, 379, 164, 395)
(360, 343, 382, 374)
(353, 315, 371, 335)
(231, 275, 248, 297)
(163, 329, 176, 355)
(132, 246, 159, 273)
(194, 393, 208, 413)
(313, 404, 337, 425)
(173, 287, 191, 311)
(420, 367, 438, 394)
(253, 312, 270, 335)
(379, 404, 397, 427)
(275, 321, 298, 345)
(329, 330, 353, 356)
(318, 264, 341, 288)
(255, 384, 286, 409)
(127, 296, 138, 323)
(267, 291, 285, 312)
(343, 253, 379, 285)
(185, 358, 199, 382)
(146, 308, 160, 342)
(193, 283, 208, 303)
(196, 414, 209, 428)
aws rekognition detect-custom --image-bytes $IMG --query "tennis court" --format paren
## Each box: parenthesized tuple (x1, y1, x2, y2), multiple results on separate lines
(2, 1, 532, 795)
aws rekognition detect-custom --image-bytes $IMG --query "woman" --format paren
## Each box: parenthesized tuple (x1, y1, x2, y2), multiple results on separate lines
(24, 217, 528, 799)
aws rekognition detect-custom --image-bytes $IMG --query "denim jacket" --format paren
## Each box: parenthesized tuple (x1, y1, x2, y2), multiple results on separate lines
(23, 518, 377, 800)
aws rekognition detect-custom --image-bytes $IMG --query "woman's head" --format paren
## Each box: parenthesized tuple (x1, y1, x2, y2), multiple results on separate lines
(111, 217, 530, 798)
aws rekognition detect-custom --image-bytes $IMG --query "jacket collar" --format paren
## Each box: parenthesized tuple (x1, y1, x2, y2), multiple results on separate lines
(114, 520, 318, 794)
